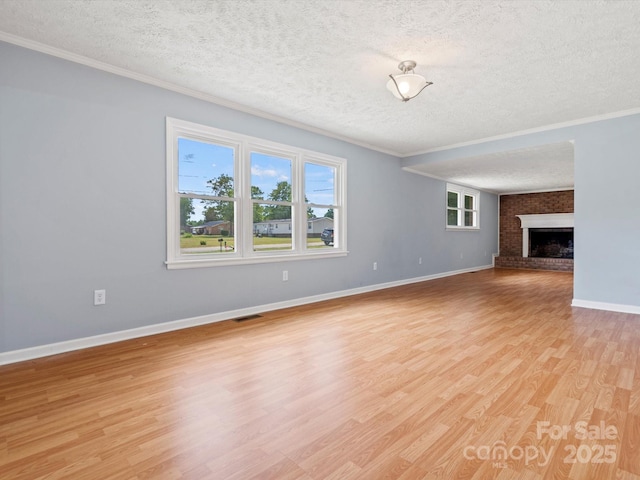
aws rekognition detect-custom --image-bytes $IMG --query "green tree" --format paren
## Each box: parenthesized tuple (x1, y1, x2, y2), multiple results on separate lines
(180, 197, 194, 227)
(269, 181, 291, 201)
(203, 174, 234, 225)
(265, 181, 291, 220)
(252, 186, 265, 222)
(305, 196, 314, 219)
(251, 186, 264, 200)
(325, 208, 334, 219)
(203, 206, 223, 222)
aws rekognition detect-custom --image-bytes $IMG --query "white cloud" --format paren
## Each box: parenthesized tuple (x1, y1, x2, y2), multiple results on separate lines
(251, 165, 278, 177)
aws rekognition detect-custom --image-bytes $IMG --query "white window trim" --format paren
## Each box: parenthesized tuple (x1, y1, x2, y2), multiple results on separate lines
(446, 183, 480, 231)
(166, 117, 347, 269)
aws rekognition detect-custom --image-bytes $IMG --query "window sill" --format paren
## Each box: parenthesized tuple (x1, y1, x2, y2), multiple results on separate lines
(166, 250, 349, 269)
(446, 226, 480, 232)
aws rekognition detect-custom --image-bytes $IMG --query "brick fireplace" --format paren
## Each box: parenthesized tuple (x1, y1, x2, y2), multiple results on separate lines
(495, 190, 574, 271)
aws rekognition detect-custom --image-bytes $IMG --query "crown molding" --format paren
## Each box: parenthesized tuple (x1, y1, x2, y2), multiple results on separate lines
(0, 32, 399, 157)
(403, 166, 575, 196)
(499, 187, 575, 196)
(401, 167, 500, 194)
(3, 31, 639, 162)
(401, 108, 640, 158)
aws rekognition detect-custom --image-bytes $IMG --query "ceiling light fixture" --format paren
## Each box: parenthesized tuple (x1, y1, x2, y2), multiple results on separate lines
(386, 60, 432, 102)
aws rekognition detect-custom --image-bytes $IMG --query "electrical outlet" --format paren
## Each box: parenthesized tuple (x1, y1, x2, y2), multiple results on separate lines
(419, 257, 422, 265)
(94, 289, 106, 306)
(282, 270, 288, 281)
(373, 262, 377, 271)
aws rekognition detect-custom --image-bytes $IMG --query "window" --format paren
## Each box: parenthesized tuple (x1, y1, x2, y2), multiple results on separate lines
(166, 118, 346, 268)
(446, 183, 479, 229)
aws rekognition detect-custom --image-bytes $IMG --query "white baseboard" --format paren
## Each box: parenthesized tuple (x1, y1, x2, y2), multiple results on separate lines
(0, 264, 493, 366)
(571, 299, 640, 315)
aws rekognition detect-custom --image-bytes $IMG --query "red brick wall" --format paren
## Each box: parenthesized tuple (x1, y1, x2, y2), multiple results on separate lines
(500, 191, 574, 256)
(495, 256, 574, 271)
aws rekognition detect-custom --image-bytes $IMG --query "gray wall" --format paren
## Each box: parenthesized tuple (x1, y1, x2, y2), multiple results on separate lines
(0, 42, 498, 353)
(404, 113, 640, 309)
(573, 116, 640, 306)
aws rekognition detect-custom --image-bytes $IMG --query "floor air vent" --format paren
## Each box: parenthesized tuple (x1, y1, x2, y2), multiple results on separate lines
(232, 314, 263, 323)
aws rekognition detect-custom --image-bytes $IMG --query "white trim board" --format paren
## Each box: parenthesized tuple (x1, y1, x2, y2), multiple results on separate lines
(0, 264, 493, 366)
(2, 32, 640, 159)
(401, 108, 640, 158)
(0, 32, 399, 157)
(517, 213, 574, 258)
(571, 299, 640, 315)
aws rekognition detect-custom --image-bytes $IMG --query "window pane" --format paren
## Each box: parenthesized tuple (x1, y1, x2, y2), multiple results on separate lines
(464, 211, 475, 227)
(168, 119, 346, 267)
(447, 209, 459, 226)
(253, 205, 292, 251)
(307, 217, 335, 249)
(200, 197, 235, 227)
(178, 138, 234, 196)
(251, 153, 292, 202)
(307, 206, 332, 219)
(181, 199, 235, 255)
(464, 195, 474, 210)
(447, 191, 458, 208)
(305, 162, 335, 205)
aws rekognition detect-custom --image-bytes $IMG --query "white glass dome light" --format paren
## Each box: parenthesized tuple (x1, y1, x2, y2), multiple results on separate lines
(386, 60, 433, 102)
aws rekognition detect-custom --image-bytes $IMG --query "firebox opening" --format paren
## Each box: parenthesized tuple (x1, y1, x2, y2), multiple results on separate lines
(529, 228, 574, 258)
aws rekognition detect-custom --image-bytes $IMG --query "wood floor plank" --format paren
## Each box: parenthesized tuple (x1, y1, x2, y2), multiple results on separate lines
(1, 269, 639, 478)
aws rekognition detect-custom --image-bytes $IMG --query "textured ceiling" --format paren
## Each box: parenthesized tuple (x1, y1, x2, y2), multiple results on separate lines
(1, 0, 640, 192)
(404, 141, 575, 194)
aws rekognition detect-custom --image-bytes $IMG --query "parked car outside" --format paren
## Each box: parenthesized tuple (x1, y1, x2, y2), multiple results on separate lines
(320, 228, 334, 246)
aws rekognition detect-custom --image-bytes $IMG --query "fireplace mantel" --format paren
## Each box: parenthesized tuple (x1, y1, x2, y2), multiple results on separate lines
(516, 213, 574, 257)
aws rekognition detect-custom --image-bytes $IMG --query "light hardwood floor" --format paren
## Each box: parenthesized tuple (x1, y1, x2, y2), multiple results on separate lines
(1, 268, 639, 479)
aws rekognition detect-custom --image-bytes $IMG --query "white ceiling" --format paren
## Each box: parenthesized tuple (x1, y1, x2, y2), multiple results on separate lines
(404, 141, 575, 194)
(2, 0, 640, 193)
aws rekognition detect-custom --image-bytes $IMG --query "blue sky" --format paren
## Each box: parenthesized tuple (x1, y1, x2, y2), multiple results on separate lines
(178, 138, 335, 221)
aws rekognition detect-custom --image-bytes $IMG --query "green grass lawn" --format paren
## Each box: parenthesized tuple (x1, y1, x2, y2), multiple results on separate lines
(180, 234, 327, 250)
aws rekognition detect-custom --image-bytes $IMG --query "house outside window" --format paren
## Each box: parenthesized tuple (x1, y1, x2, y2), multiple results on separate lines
(166, 118, 347, 268)
(446, 183, 479, 230)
